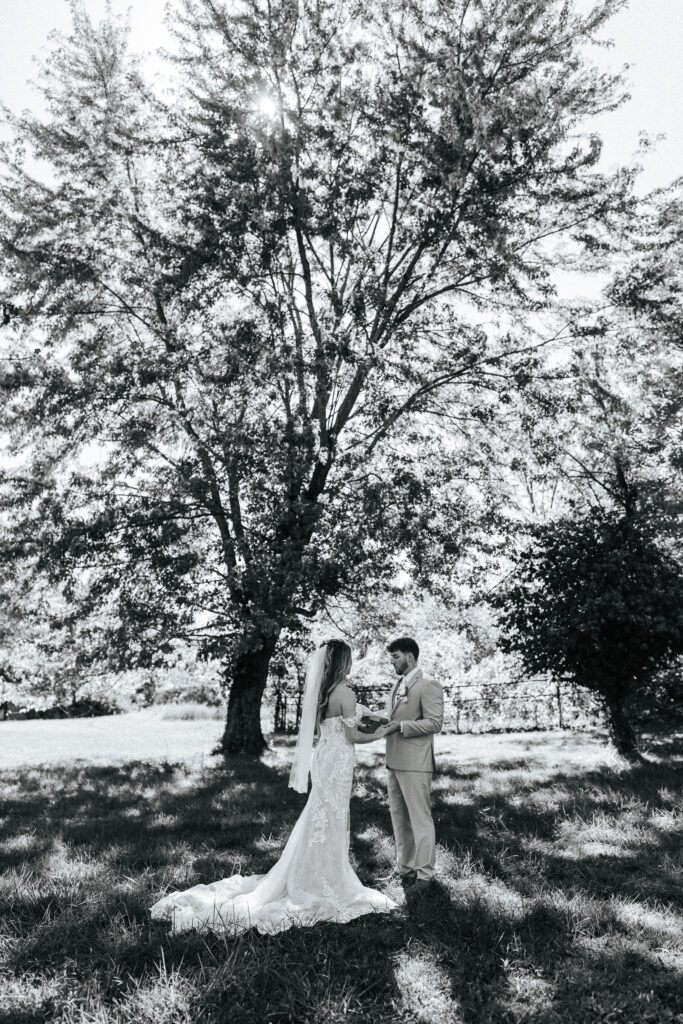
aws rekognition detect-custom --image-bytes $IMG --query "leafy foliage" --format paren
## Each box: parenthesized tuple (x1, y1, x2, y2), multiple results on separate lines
(0, 0, 636, 749)
(492, 507, 683, 754)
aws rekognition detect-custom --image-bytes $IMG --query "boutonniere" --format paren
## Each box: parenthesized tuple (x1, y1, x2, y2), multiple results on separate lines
(398, 681, 409, 703)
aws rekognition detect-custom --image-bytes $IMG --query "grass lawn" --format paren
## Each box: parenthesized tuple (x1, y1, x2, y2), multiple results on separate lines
(1, 710, 681, 1024)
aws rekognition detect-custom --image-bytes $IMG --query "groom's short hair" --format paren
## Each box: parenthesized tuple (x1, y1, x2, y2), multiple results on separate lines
(386, 637, 419, 660)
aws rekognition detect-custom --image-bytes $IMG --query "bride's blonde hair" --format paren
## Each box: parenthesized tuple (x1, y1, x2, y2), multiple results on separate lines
(315, 639, 353, 728)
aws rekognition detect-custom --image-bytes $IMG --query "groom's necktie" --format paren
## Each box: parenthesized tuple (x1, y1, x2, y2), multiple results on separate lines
(392, 677, 404, 709)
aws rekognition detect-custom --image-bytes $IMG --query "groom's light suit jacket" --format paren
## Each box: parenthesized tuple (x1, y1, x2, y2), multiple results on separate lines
(385, 668, 444, 773)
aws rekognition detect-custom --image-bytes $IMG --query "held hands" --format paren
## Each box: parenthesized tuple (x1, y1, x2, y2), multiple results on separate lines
(356, 705, 386, 721)
(355, 708, 387, 734)
(355, 705, 400, 738)
(374, 721, 400, 738)
(356, 706, 390, 735)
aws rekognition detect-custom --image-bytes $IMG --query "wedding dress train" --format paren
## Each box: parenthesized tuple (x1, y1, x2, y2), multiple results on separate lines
(150, 711, 397, 934)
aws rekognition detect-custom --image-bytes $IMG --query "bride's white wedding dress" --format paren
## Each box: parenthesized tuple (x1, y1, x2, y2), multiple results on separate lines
(150, 710, 397, 934)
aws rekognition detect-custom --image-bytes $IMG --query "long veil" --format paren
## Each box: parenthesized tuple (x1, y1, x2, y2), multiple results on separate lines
(288, 644, 327, 793)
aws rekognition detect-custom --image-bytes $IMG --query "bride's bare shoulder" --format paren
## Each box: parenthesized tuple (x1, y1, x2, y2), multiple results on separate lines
(327, 682, 356, 715)
(335, 682, 355, 697)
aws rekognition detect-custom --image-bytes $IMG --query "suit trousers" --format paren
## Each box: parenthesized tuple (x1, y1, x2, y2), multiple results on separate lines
(386, 768, 435, 880)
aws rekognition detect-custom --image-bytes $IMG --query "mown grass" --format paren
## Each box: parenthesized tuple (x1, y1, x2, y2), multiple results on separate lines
(0, 716, 681, 1024)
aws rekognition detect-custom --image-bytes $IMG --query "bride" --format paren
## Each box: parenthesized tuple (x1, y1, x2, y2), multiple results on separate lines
(150, 639, 397, 934)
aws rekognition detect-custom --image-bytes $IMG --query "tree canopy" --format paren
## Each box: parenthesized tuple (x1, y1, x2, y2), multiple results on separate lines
(0, 0, 636, 750)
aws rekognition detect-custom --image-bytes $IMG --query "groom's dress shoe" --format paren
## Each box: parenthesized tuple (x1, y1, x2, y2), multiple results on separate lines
(405, 878, 434, 897)
(378, 869, 416, 884)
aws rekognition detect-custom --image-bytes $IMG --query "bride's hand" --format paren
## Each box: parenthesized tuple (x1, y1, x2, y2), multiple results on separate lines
(358, 706, 388, 722)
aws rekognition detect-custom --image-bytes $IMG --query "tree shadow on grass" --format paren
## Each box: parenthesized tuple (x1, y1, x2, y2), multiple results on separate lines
(398, 876, 681, 1024)
(349, 742, 682, 1023)
(0, 756, 309, 980)
(427, 750, 683, 904)
(178, 915, 411, 1024)
(0, 1011, 54, 1024)
(0, 757, 299, 872)
(1, 732, 681, 1024)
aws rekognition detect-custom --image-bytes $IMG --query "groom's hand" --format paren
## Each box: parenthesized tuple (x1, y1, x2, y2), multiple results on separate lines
(373, 722, 398, 738)
(383, 722, 401, 736)
(359, 709, 389, 722)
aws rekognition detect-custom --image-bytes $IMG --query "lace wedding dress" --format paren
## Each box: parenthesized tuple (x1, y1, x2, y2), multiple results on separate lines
(150, 711, 397, 934)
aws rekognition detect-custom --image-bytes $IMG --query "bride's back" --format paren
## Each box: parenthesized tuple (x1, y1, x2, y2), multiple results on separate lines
(324, 682, 354, 721)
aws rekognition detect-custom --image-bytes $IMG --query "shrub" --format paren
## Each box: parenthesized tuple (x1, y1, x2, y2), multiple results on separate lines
(492, 508, 683, 756)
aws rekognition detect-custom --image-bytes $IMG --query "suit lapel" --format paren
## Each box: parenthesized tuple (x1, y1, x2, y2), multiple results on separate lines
(387, 675, 403, 719)
(388, 668, 423, 719)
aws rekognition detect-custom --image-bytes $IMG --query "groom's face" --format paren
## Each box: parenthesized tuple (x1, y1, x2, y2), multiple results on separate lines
(389, 650, 410, 676)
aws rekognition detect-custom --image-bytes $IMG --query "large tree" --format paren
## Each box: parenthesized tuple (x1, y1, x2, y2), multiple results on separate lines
(0, 0, 634, 751)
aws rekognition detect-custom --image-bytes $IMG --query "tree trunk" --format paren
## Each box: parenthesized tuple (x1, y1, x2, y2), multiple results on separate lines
(604, 693, 640, 759)
(220, 634, 279, 755)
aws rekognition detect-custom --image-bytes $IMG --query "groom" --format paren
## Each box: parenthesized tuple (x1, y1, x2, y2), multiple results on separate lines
(380, 637, 443, 895)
